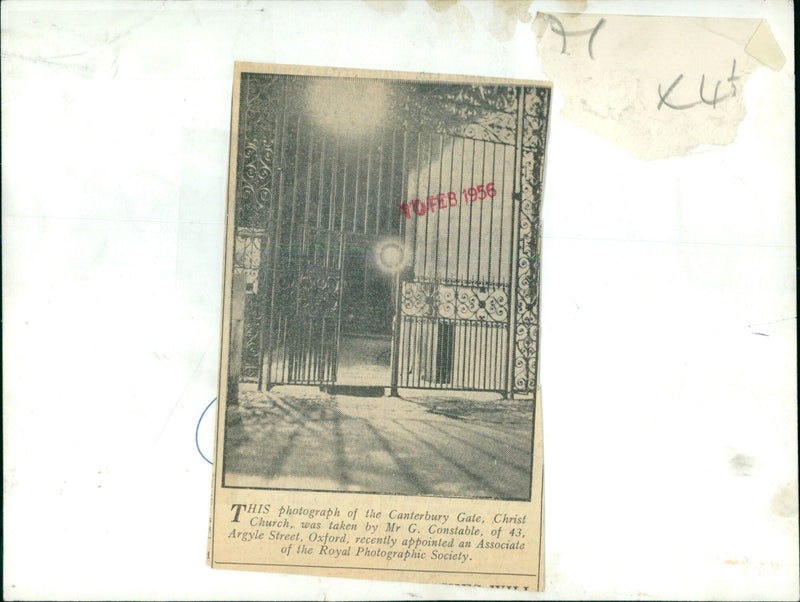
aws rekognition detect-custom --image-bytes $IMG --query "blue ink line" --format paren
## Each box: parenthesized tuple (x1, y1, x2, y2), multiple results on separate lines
(195, 397, 216, 465)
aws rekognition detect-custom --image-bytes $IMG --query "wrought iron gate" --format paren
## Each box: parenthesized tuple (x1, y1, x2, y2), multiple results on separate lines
(265, 230, 344, 385)
(230, 74, 549, 397)
(394, 132, 515, 393)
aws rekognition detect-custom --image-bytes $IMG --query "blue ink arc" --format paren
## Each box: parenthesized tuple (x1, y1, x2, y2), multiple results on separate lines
(196, 398, 216, 465)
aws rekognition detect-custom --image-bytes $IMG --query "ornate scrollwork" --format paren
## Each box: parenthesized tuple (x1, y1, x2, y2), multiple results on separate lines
(233, 228, 266, 292)
(522, 87, 551, 150)
(271, 260, 340, 322)
(241, 294, 262, 381)
(234, 74, 283, 383)
(235, 74, 282, 229)
(241, 73, 282, 139)
(382, 83, 519, 145)
(402, 281, 509, 322)
(402, 280, 436, 317)
(455, 285, 509, 321)
(461, 111, 517, 146)
(512, 86, 550, 394)
(293, 262, 341, 319)
(435, 285, 456, 318)
(237, 137, 275, 228)
(394, 83, 517, 122)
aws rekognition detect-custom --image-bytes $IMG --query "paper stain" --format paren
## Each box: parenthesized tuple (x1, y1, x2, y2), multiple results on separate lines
(363, 0, 407, 15)
(367, 0, 475, 36)
(427, 0, 459, 11)
(426, 0, 477, 37)
(488, 0, 534, 42)
(770, 481, 798, 519)
(571, 0, 587, 12)
(729, 454, 756, 477)
(485, 1, 586, 43)
(723, 557, 750, 566)
(534, 13, 786, 160)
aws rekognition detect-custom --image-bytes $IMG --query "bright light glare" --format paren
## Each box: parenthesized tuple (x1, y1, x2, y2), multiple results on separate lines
(307, 79, 389, 137)
(374, 239, 407, 274)
(380, 244, 403, 268)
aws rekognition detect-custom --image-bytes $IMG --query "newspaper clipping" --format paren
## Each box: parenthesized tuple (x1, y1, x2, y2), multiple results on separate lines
(208, 63, 550, 590)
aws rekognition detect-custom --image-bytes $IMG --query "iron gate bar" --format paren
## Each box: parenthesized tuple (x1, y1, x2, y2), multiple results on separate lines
(276, 96, 290, 386)
(434, 134, 444, 282)
(421, 132, 429, 279)
(339, 142, 347, 233)
(471, 320, 477, 390)
(334, 231, 344, 383)
(463, 139, 475, 385)
(303, 127, 314, 237)
(262, 78, 289, 390)
(416, 132, 425, 386)
(467, 137, 476, 281)
(389, 130, 408, 395)
(316, 136, 324, 230)
(445, 136, 455, 281)
(423, 132, 432, 278)
(303, 137, 314, 379)
(353, 138, 361, 233)
(384, 131, 396, 236)
(412, 130, 421, 276)
(286, 114, 302, 381)
(455, 137, 465, 289)
(481, 306, 487, 388)
(433, 133, 442, 279)
(328, 136, 337, 232)
(363, 134, 370, 233)
(473, 324, 488, 389)
(488, 328, 499, 383)
(367, 134, 374, 233)
(417, 133, 425, 278)
(471, 321, 477, 389)
(498, 145, 507, 286)
(367, 135, 372, 234)
(479, 137, 497, 388)
(505, 87, 525, 398)
(494, 139, 505, 388)
(374, 133, 381, 234)
(421, 318, 428, 389)
(476, 140, 483, 282)
(481, 144, 496, 281)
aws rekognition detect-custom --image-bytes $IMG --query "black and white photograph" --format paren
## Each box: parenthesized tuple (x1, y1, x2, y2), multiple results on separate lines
(220, 66, 550, 501)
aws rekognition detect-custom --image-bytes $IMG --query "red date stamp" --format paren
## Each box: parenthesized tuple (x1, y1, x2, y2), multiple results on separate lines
(399, 182, 497, 219)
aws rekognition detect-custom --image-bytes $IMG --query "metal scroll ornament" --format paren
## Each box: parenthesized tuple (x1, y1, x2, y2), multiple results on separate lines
(294, 264, 341, 319)
(233, 74, 282, 381)
(390, 83, 519, 146)
(402, 281, 509, 323)
(237, 137, 274, 228)
(512, 86, 550, 395)
(235, 74, 282, 229)
(241, 294, 263, 381)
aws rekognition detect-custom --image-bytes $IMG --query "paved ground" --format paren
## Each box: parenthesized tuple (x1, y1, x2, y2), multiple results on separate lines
(222, 386, 534, 500)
